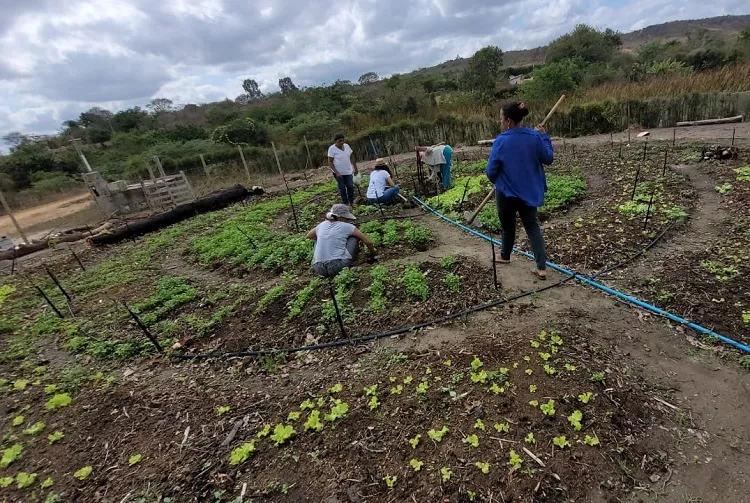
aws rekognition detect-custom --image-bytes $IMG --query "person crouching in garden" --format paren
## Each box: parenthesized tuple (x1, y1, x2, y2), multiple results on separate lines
(307, 204, 377, 278)
(486, 102, 553, 280)
(366, 158, 401, 205)
(328, 132, 358, 206)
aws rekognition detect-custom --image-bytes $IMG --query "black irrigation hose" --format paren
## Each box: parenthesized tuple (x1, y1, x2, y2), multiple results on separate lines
(172, 274, 577, 361)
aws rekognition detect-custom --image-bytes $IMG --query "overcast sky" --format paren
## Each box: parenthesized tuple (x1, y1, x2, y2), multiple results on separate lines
(0, 0, 748, 144)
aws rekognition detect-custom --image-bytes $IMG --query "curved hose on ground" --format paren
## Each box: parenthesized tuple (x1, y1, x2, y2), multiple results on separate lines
(413, 196, 750, 354)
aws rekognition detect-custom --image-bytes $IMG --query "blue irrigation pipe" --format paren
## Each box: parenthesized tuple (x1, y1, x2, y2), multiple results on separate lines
(413, 196, 750, 355)
(369, 137, 378, 158)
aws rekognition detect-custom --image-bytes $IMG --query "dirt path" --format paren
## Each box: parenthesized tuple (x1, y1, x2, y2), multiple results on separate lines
(0, 192, 96, 241)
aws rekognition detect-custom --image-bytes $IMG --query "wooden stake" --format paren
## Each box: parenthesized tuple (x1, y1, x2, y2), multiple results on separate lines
(44, 264, 71, 303)
(672, 128, 676, 146)
(271, 142, 300, 232)
(121, 301, 163, 353)
(152, 156, 166, 177)
(631, 168, 641, 201)
(237, 145, 251, 183)
(732, 127, 736, 146)
(329, 282, 347, 338)
(643, 194, 654, 230)
(70, 247, 85, 271)
(199, 154, 210, 178)
(458, 179, 471, 211)
(35, 284, 64, 319)
(0, 189, 30, 244)
(491, 241, 499, 290)
(662, 150, 669, 177)
(302, 136, 313, 181)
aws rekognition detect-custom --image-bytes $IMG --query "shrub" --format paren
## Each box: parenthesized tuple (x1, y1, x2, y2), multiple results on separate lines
(403, 265, 429, 301)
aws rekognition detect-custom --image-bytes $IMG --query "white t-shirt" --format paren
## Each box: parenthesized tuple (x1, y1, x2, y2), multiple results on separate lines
(312, 221, 356, 264)
(367, 170, 390, 199)
(327, 143, 354, 175)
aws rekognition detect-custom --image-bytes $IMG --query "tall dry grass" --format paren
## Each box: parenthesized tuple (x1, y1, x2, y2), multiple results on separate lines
(576, 64, 750, 104)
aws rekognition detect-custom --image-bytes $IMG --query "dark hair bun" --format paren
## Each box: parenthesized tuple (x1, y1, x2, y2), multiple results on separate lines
(501, 102, 530, 123)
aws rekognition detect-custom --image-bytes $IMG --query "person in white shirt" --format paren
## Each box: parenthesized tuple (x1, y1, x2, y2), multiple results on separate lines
(327, 132, 358, 206)
(366, 158, 400, 205)
(307, 204, 377, 278)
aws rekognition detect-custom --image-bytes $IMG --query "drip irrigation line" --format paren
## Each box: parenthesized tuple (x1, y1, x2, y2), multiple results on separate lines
(413, 197, 750, 355)
(172, 274, 575, 361)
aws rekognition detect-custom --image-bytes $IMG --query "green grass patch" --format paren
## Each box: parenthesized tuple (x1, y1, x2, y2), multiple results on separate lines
(287, 278, 324, 318)
(403, 265, 429, 301)
(368, 265, 389, 313)
(131, 277, 199, 326)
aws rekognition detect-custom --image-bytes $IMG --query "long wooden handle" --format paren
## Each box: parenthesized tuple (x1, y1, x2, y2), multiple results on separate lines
(540, 94, 566, 127)
(467, 189, 496, 224)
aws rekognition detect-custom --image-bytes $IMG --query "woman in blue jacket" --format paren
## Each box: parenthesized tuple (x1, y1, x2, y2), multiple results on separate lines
(485, 102, 554, 279)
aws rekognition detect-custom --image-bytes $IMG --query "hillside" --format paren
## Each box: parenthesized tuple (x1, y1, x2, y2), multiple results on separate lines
(408, 14, 750, 77)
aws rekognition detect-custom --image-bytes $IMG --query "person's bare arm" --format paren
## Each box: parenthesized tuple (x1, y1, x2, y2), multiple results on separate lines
(350, 150, 358, 174)
(306, 228, 317, 240)
(328, 157, 340, 178)
(352, 228, 376, 255)
(385, 176, 396, 187)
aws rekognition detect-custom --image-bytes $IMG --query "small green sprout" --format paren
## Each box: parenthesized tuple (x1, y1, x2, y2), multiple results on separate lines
(128, 454, 142, 466)
(403, 376, 414, 384)
(525, 369, 533, 375)
(428, 426, 449, 442)
(45, 393, 72, 410)
(287, 411, 301, 421)
(470, 370, 488, 384)
(23, 421, 45, 436)
(584, 434, 601, 446)
(508, 450, 523, 470)
(270, 424, 296, 446)
(0, 444, 22, 468)
(529, 400, 539, 408)
(44, 384, 57, 395)
(490, 383, 505, 394)
(12, 379, 29, 391)
(494, 422, 510, 433)
(416, 380, 429, 394)
(0, 477, 12, 488)
(324, 402, 349, 421)
(463, 434, 480, 448)
(256, 424, 271, 438)
(41, 477, 53, 489)
(216, 406, 231, 416)
(300, 399, 316, 410)
(363, 384, 378, 396)
(73, 466, 92, 480)
(525, 432, 536, 444)
(12, 415, 24, 426)
(443, 360, 452, 367)
(470, 356, 483, 370)
(564, 363, 577, 371)
(409, 434, 421, 449)
(538, 330, 547, 340)
(304, 410, 323, 432)
(550, 333, 563, 346)
(383, 475, 397, 488)
(530, 340, 541, 349)
(328, 383, 343, 394)
(543, 365, 557, 375)
(529, 384, 537, 393)
(578, 392, 595, 404)
(523, 356, 531, 362)
(48, 431, 64, 444)
(474, 418, 486, 431)
(475, 461, 490, 474)
(538, 352, 551, 361)
(16, 472, 37, 489)
(390, 384, 404, 395)
(410, 459, 424, 471)
(368, 396, 380, 410)
(553, 435, 571, 449)
(540, 399, 556, 417)
(440, 466, 452, 481)
(229, 441, 256, 465)
(590, 371, 606, 383)
(568, 410, 583, 431)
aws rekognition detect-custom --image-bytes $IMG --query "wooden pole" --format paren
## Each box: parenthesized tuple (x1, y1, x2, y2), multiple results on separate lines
(0, 189, 29, 244)
(199, 154, 210, 178)
(237, 145, 251, 183)
(303, 136, 313, 182)
(271, 142, 300, 232)
(152, 156, 166, 177)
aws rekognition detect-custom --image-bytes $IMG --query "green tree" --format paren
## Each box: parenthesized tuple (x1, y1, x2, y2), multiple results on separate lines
(546, 25, 622, 65)
(2, 132, 26, 148)
(85, 125, 112, 144)
(358, 72, 379, 85)
(734, 28, 750, 61)
(210, 118, 268, 145)
(242, 78, 264, 100)
(112, 107, 149, 132)
(518, 60, 581, 103)
(146, 98, 174, 115)
(462, 46, 504, 92)
(279, 77, 298, 94)
(78, 107, 114, 130)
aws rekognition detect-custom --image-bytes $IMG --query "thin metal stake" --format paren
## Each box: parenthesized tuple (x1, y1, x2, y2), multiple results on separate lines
(732, 128, 736, 146)
(328, 283, 347, 338)
(673, 128, 676, 147)
(662, 150, 669, 177)
(272, 142, 300, 232)
(643, 141, 647, 162)
(458, 179, 471, 211)
(124, 221, 137, 243)
(236, 227, 257, 249)
(411, 175, 420, 197)
(121, 301, 164, 353)
(619, 139, 623, 159)
(631, 167, 641, 201)
(375, 197, 386, 218)
(610, 132, 613, 149)
(44, 264, 71, 303)
(35, 284, 64, 319)
(490, 241, 499, 290)
(70, 248, 85, 271)
(11, 248, 16, 275)
(643, 194, 654, 230)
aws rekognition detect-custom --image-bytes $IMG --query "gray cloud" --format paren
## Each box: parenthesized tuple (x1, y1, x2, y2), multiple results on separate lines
(0, 0, 748, 140)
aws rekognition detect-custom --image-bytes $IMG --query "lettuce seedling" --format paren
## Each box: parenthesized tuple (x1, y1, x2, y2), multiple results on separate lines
(475, 461, 490, 474)
(409, 434, 421, 449)
(463, 434, 479, 448)
(270, 424, 296, 446)
(428, 426, 449, 442)
(409, 459, 424, 471)
(553, 436, 571, 449)
(229, 441, 256, 465)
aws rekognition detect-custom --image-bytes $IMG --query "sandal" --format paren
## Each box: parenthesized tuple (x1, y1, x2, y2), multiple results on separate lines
(494, 258, 511, 264)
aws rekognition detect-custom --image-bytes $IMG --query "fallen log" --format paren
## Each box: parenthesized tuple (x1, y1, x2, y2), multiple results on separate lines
(676, 115, 743, 127)
(89, 184, 261, 246)
(0, 231, 87, 261)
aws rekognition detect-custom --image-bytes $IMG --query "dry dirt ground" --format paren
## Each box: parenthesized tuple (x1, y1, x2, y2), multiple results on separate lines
(0, 193, 96, 242)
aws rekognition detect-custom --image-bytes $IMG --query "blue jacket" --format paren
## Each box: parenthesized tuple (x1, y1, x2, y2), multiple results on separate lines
(485, 128, 554, 207)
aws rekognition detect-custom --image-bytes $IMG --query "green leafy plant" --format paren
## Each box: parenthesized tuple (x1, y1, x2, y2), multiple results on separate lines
(470, 370, 488, 384)
(12, 415, 24, 426)
(529, 400, 539, 408)
(475, 461, 490, 474)
(217, 406, 231, 416)
(508, 450, 523, 470)
(23, 421, 45, 436)
(564, 363, 577, 372)
(403, 265, 429, 301)
(538, 352, 552, 361)
(550, 333, 564, 346)
(490, 383, 505, 394)
(440, 466, 453, 481)
(494, 422, 510, 433)
(368, 396, 380, 410)
(463, 434, 480, 448)
(45, 393, 72, 410)
(443, 273, 460, 293)
(257, 424, 271, 438)
(383, 475, 397, 489)
(324, 401, 349, 421)
(584, 434, 601, 446)
(525, 432, 536, 444)
(529, 384, 537, 393)
(367, 265, 389, 312)
(409, 434, 421, 449)
(715, 183, 733, 194)
(287, 411, 301, 421)
(0, 444, 22, 468)
(287, 278, 324, 318)
(428, 426, 449, 442)
(254, 285, 286, 314)
(73, 466, 93, 480)
(270, 424, 296, 446)
(129, 454, 142, 466)
(12, 379, 29, 390)
(530, 340, 541, 349)
(568, 410, 584, 431)
(48, 431, 64, 444)
(543, 364, 557, 375)
(578, 392, 595, 404)
(16, 472, 36, 489)
(405, 226, 433, 249)
(474, 418, 486, 431)
(44, 384, 57, 394)
(390, 384, 403, 395)
(540, 399, 556, 417)
(364, 384, 378, 396)
(304, 410, 323, 432)
(328, 383, 343, 394)
(230, 441, 256, 465)
(734, 166, 750, 182)
(300, 399, 316, 410)
(553, 435, 571, 449)
(403, 375, 414, 384)
(416, 380, 429, 394)
(440, 255, 457, 270)
(470, 356, 484, 370)
(590, 371, 606, 383)
(410, 459, 424, 471)
(0, 477, 13, 488)
(41, 477, 53, 489)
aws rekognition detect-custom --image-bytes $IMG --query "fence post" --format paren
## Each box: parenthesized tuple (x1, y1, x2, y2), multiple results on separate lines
(181, 171, 197, 201)
(152, 156, 166, 177)
(199, 154, 210, 178)
(0, 189, 30, 244)
(237, 145, 252, 183)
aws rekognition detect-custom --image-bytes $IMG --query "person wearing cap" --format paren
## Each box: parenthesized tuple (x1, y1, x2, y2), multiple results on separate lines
(328, 132, 358, 206)
(307, 204, 377, 278)
(366, 158, 400, 205)
(415, 143, 453, 189)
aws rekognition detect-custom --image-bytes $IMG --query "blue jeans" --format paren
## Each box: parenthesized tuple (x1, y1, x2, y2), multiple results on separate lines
(496, 192, 547, 270)
(366, 185, 400, 205)
(335, 175, 355, 205)
(440, 163, 451, 189)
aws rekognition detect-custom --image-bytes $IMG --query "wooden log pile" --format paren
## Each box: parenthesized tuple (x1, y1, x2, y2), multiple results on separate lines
(700, 145, 739, 161)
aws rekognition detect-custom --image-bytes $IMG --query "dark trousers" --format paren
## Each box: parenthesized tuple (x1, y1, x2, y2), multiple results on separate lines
(335, 175, 355, 205)
(496, 192, 547, 270)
